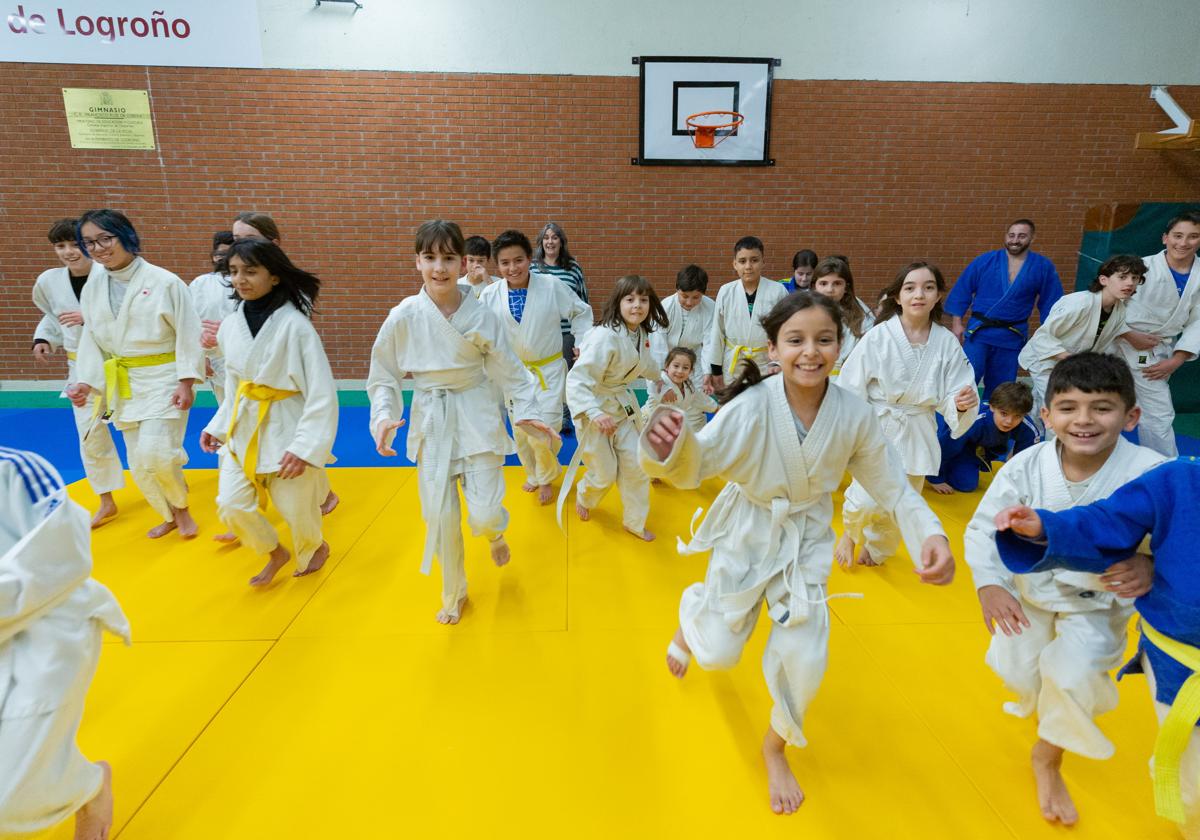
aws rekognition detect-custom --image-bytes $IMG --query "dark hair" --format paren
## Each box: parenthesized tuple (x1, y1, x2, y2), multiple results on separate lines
(791, 249, 818, 271)
(1045, 352, 1136, 411)
(718, 291, 844, 405)
(675, 264, 708, 293)
(76, 209, 140, 256)
(1090, 254, 1148, 292)
(48, 218, 78, 244)
(812, 256, 865, 338)
(225, 239, 320, 317)
(734, 236, 764, 257)
(664, 346, 697, 370)
(234, 211, 281, 243)
(1165, 211, 1200, 235)
(414, 219, 465, 256)
(492, 229, 533, 259)
(533, 222, 575, 268)
(876, 260, 946, 324)
(464, 236, 491, 258)
(1009, 218, 1036, 234)
(599, 274, 668, 333)
(988, 381, 1033, 416)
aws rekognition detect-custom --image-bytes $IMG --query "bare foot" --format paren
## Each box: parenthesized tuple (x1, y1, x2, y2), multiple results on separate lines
(173, 506, 198, 539)
(74, 760, 113, 840)
(763, 729, 805, 815)
(834, 534, 857, 569)
(651, 477, 664, 486)
(856, 547, 882, 567)
(576, 501, 590, 521)
(90, 495, 118, 530)
(522, 480, 538, 492)
(625, 526, 655, 542)
(147, 519, 177, 539)
(666, 627, 691, 678)
(436, 595, 469, 625)
(490, 536, 511, 567)
(929, 481, 956, 495)
(213, 531, 239, 543)
(294, 541, 330, 578)
(1032, 739, 1078, 825)
(537, 484, 554, 505)
(320, 490, 339, 516)
(250, 545, 290, 587)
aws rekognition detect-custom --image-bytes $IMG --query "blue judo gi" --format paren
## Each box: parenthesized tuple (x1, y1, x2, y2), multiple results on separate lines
(926, 404, 1040, 491)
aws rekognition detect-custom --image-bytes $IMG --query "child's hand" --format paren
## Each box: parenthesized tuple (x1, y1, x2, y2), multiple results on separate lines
(201, 320, 221, 350)
(199, 431, 222, 453)
(1101, 553, 1154, 599)
(977, 585, 1030, 636)
(954, 385, 979, 412)
(32, 343, 53, 363)
(1124, 330, 1160, 351)
(994, 505, 1043, 538)
(170, 380, 196, 411)
(661, 389, 678, 404)
(594, 415, 618, 437)
(277, 451, 309, 479)
(58, 309, 84, 327)
(373, 418, 407, 456)
(928, 481, 955, 495)
(66, 382, 91, 407)
(515, 419, 561, 444)
(704, 374, 723, 394)
(645, 410, 684, 460)
(916, 535, 954, 585)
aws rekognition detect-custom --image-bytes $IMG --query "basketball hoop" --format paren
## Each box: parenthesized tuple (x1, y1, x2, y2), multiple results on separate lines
(685, 110, 744, 149)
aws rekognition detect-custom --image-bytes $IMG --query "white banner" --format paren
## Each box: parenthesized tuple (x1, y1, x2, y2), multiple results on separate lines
(3, 1, 263, 67)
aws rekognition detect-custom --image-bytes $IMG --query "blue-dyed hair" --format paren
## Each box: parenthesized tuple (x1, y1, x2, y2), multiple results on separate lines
(76, 208, 141, 256)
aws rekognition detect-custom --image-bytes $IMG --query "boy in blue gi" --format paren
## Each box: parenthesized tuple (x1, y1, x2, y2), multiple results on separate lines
(927, 380, 1040, 494)
(946, 219, 1063, 399)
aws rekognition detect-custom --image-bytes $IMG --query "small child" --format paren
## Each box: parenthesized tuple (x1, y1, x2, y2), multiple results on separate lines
(704, 236, 789, 391)
(641, 291, 953, 816)
(192, 230, 237, 403)
(1019, 254, 1145, 417)
(563, 274, 667, 541)
(966, 353, 1164, 826)
(479, 229, 593, 505)
(367, 220, 555, 624)
(810, 255, 875, 374)
(835, 260, 979, 567)
(458, 234, 498, 299)
(782, 248, 818, 293)
(199, 240, 338, 587)
(650, 264, 715, 393)
(644, 347, 718, 431)
(927, 381, 1040, 494)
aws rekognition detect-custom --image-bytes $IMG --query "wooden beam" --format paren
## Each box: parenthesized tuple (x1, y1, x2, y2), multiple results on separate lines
(1136, 119, 1200, 150)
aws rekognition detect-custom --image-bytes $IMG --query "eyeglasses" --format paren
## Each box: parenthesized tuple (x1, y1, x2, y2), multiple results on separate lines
(81, 234, 118, 251)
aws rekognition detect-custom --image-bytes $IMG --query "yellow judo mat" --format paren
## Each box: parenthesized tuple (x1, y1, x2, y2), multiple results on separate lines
(36, 466, 1170, 839)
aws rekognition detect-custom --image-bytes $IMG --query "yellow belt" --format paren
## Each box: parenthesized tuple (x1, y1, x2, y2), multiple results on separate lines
(228, 380, 300, 509)
(103, 352, 176, 406)
(1143, 620, 1200, 823)
(66, 351, 77, 361)
(724, 338, 765, 375)
(523, 352, 562, 391)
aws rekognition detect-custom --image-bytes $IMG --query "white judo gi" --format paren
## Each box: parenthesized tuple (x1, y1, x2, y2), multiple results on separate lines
(1111, 251, 1200, 457)
(837, 317, 978, 562)
(478, 272, 592, 486)
(367, 289, 541, 616)
(640, 376, 944, 746)
(75, 258, 206, 524)
(704, 279, 789, 377)
(965, 438, 1165, 759)
(203, 302, 338, 572)
(1018, 290, 1128, 416)
(564, 323, 657, 533)
(0, 448, 129, 835)
(189, 270, 238, 403)
(31, 264, 124, 496)
(643, 370, 718, 432)
(650, 292, 715, 391)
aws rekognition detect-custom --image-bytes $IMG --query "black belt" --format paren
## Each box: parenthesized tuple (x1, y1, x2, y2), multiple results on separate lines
(966, 314, 1024, 339)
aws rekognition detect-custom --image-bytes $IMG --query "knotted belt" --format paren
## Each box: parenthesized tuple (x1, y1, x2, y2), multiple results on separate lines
(227, 380, 299, 510)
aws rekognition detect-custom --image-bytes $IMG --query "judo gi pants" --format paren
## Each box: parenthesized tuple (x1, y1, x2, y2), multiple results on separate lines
(511, 395, 564, 486)
(986, 601, 1131, 759)
(928, 452, 983, 493)
(679, 578, 830, 748)
(71, 401, 123, 496)
(1131, 370, 1178, 458)
(418, 453, 507, 616)
(120, 417, 189, 522)
(0, 628, 103, 834)
(963, 336, 1019, 401)
(215, 457, 327, 572)
(1145, 654, 1200, 839)
(841, 474, 925, 562)
(576, 418, 649, 533)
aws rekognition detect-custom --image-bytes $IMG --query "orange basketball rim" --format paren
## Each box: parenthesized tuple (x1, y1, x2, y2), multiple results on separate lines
(685, 110, 745, 148)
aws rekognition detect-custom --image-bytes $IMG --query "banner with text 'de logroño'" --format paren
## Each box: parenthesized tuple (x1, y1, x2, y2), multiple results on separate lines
(3, 1, 263, 67)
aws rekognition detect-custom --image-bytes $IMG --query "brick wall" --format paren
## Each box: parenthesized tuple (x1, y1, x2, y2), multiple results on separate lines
(1, 64, 1197, 380)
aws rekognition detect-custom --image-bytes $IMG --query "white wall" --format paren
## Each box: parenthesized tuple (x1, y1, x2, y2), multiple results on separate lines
(260, 0, 1200, 84)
